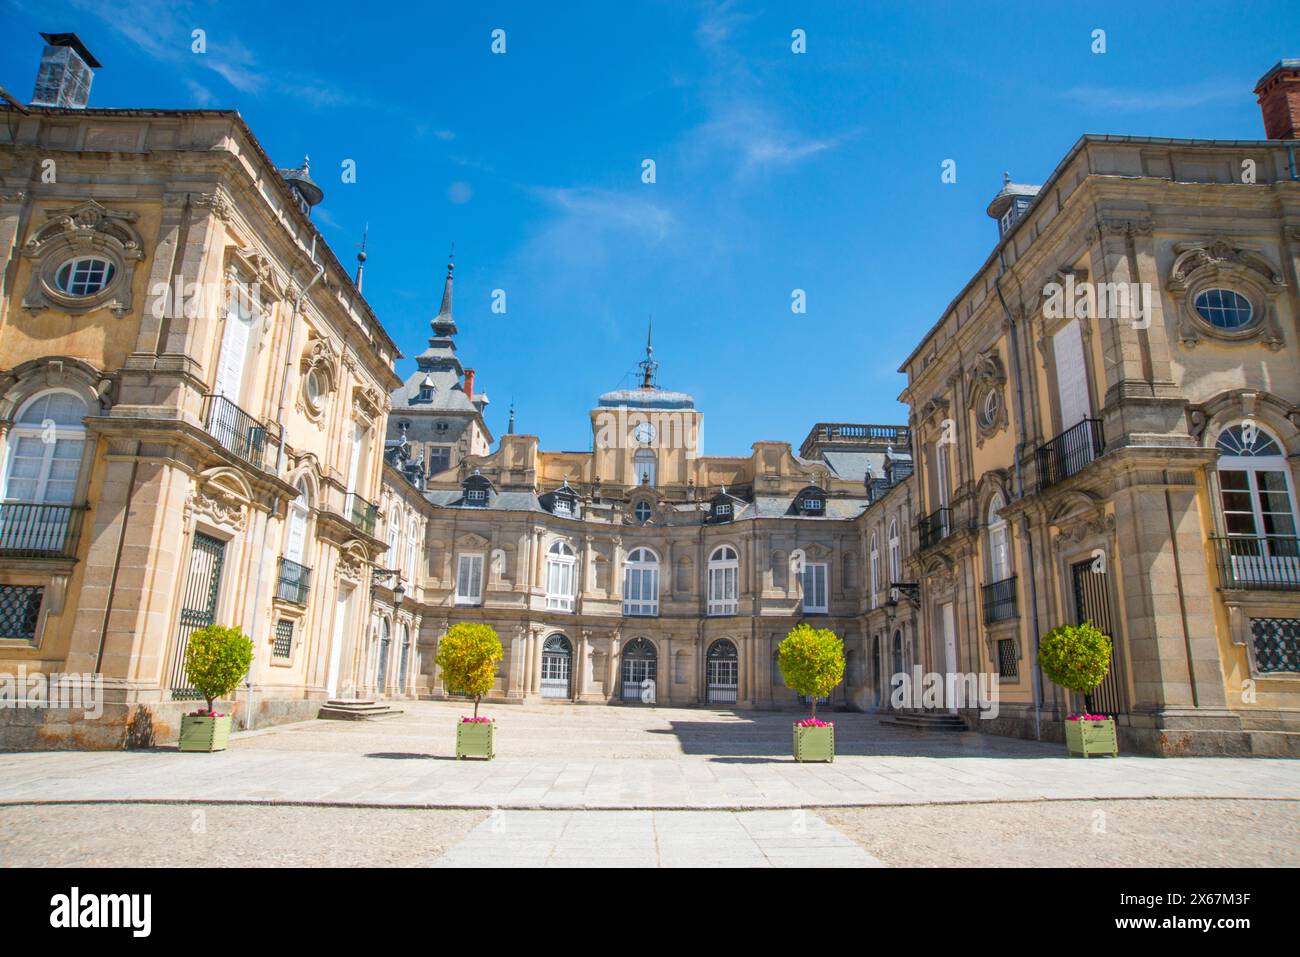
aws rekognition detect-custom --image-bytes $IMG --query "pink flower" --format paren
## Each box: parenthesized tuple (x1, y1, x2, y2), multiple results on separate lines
(795, 718, 832, 728)
(460, 716, 492, 723)
(1066, 713, 1108, 721)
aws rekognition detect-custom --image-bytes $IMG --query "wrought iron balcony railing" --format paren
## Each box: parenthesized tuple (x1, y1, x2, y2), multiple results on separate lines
(276, 557, 312, 605)
(203, 394, 268, 470)
(1036, 417, 1104, 492)
(918, 506, 952, 550)
(346, 493, 379, 536)
(982, 575, 1019, 624)
(0, 503, 87, 559)
(1211, 535, 1300, 591)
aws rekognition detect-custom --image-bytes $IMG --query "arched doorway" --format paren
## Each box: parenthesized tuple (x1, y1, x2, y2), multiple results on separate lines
(620, 637, 658, 703)
(706, 639, 738, 704)
(541, 633, 572, 699)
(872, 636, 882, 707)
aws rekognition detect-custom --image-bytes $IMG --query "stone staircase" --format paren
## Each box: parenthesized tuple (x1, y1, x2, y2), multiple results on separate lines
(318, 699, 404, 721)
(879, 710, 968, 732)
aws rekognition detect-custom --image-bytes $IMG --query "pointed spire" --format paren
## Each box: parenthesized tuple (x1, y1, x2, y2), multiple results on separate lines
(638, 316, 658, 389)
(354, 224, 368, 292)
(431, 243, 456, 338)
(507, 398, 515, 434)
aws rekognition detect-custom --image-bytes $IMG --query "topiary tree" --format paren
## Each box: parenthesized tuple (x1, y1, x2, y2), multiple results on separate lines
(184, 624, 254, 716)
(1037, 621, 1112, 713)
(435, 622, 503, 719)
(777, 623, 845, 720)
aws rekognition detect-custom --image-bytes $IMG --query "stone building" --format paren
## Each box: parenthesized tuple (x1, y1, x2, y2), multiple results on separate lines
(0, 35, 399, 747)
(898, 61, 1300, 755)
(381, 295, 912, 707)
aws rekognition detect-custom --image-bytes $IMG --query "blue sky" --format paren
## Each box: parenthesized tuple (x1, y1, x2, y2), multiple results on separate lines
(2, 0, 1296, 454)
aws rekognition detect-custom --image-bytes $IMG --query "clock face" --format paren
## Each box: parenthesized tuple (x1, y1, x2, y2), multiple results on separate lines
(633, 422, 656, 445)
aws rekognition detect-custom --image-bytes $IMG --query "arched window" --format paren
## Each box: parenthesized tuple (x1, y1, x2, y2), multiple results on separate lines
(891, 630, 904, 680)
(707, 545, 739, 616)
(633, 448, 656, 487)
(1215, 424, 1298, 577)
(545, 540, 577, 611)
(987, 493, 1011, 582)
(397, 623, 411, 690)
(888, 519, 900, 584)
(3, 390, 88, 504)
(386, 508, 400, 565)
(622, 547, 659, 616)
(869, 532, 879, 610)
(284, 479, 309, 564)
(405, 517, 420, 584)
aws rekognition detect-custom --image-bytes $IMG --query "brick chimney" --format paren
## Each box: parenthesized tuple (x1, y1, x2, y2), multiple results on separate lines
(463, 368, 475, 401)
(1255, 59, 1300, 140)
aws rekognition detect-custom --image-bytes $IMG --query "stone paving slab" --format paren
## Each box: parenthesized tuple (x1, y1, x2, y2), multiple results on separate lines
(1, 701, 1296, 810)
(429, 809, 885, 867)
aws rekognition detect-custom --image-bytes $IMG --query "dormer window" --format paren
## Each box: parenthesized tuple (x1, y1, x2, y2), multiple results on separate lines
(419, 386, 433, 401)
(634, 501, 653, 524)
(716, 503, 732, 517)
(554, 497, 572, 516)
(796, 487, 826, 516)
(466, 489, 486, 505)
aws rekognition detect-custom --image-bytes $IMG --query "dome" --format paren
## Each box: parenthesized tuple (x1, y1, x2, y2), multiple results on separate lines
(597, 387, 695, 410)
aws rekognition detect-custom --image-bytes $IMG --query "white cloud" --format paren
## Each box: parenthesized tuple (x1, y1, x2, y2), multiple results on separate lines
(1061, 81, 1239, 112)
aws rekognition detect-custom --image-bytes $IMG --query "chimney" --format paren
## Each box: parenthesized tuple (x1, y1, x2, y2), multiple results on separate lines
(31, 32, 101, 109)
(1255, 59, 1300, 140)
(463, 368, 475, 401)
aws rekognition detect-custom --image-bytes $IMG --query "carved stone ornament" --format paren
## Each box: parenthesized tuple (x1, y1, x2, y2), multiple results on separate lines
(21, 200, 144, 318)
(335, 547, 367, 584)
(1051, 511, 1115, 551)
(298, 332, 340, 420)
(1167, 238, 1285, 351)
(966, 349, 1009, 446)
(352, 383, 387, 423)
(186, 483, 247, 533)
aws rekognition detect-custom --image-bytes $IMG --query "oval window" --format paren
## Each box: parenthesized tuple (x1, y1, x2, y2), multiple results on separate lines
(305, 368, 324, 409)
(55, 257, 116, 296)
(1193, 288, 1253, 330)
(978, 389, 1000, 429)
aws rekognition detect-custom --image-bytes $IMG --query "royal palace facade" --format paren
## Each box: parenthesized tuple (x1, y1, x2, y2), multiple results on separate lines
(1, 37, 1297, 755)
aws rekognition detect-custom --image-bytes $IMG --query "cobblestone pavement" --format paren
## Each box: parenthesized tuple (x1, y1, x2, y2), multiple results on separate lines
(2, 696, 1300, 811)
(2, 800, 1293, 867)
(1, 701, 1296, 810)
(822, 799, 1300, 867)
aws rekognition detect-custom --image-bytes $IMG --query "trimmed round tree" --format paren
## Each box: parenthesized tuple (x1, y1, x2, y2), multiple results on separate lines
(1037, 621, 1112, 714)
(777, 623, 845, 720)
(183, 624, 254, 716)
(435, 622, 503, 719)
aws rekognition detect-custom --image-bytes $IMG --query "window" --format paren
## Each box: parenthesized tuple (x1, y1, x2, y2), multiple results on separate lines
(54, 256, 115, 296)
(997, 638, 1018, 679)
(405, 519, 420, 583)
(802, 562, 828, 613)
(634, 500, 652, 524)
(284, 479, 309, 565)
(273, 619, 294, 659)
(1215, 425, 1298, 553)
(455, 553, 484, 605)
(427, 446, 451, 475)
(545, 541, 577, 611)
(305, 368, 325, 411)
(553, 497, 572, 516)
(987, 493, 1011, 582)
(716, 503, 732, 517)
(623, 547, 659, 616)
(1194, 288, 1253, 330)
(888, 520, 900, 583)
(418, 386, 433, 401)
(869, 532, 879, 610)
(978, 389, 1000, 430)
(465, 488, 487, 506)
(0, 585, 44, 640)
(386, 516, 400, 564)
(634, 448, 656, 486)
(708, 545, 739, 616)
(2, 391, 87, 505)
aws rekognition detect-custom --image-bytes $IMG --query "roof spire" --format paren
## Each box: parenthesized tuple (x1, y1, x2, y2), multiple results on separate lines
(431, 243, 456, 338)
(507, 397, 516, 434)
(354, 223, 368, 292)
(638, 316, 658, 389)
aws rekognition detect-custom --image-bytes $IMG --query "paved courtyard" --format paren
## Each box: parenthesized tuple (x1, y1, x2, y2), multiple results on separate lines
(1, 701, 1297, 866)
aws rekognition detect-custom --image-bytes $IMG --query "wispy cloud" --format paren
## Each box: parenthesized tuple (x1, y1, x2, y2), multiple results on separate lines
(1061, 81, 1239, 112)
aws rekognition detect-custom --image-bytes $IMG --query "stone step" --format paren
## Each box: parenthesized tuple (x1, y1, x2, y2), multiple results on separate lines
(880, 712, 968, 732)
(318, 700, 404, 721)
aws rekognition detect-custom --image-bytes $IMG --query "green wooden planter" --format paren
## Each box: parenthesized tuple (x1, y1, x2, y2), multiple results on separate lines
(179, 714, 232, 753)
(456, 719, 495, 759)
(793, 723, 834, 762)
(1064, 717, 1118, 758)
